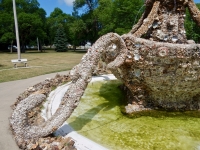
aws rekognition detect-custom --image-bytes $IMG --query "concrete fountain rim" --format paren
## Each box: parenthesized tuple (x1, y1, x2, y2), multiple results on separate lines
(41, 74, 117, 150)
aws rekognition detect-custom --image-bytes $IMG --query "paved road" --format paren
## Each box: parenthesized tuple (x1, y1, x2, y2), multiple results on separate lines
(0, 71, 69, 150)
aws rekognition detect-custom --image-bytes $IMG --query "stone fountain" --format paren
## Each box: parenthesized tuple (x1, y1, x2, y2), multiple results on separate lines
(117, 0, 200, 111)
(10, 0, 200, 148)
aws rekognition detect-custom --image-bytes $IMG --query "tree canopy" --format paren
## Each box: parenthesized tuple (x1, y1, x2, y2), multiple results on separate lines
(1, 0, 200, 52)
(185, 3, 200, 43)
(0, 0, 46, 52)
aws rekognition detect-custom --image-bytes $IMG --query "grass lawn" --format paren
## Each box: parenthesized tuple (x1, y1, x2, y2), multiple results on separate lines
(0, 50, 86, 83)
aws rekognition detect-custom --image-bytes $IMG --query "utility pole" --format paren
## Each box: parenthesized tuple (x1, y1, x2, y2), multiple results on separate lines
(13, 0, 21, 60)
(11, 0, 28, 67)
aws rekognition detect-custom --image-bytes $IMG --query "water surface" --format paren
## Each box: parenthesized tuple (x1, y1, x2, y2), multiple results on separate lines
(67, 80, 200, 150)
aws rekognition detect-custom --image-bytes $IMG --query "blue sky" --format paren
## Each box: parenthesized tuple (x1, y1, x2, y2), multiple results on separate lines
(38, 0, 74, 16)
(38, 0, 200, 17)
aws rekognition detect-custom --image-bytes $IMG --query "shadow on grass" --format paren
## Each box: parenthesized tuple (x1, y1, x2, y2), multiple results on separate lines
(0, 49, 87, 54)
(25, 49, 87, 54)
(69, 49, 87, 53)
(26, 51, 48, 54)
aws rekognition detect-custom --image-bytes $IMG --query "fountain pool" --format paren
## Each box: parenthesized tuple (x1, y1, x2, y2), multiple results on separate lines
(66, 77, 200, 150)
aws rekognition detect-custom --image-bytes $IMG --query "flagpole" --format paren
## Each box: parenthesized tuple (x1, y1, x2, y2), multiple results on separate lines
(12, 0, 21, 60)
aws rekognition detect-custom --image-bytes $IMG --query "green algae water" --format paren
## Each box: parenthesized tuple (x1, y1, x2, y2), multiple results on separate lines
(67, 80, 200, 150)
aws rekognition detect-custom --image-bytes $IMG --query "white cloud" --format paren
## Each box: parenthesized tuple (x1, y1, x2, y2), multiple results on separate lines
(63, 0, 74, 6)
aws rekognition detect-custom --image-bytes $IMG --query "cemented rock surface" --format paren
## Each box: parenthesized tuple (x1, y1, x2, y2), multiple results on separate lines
(10, 0, 200, 149)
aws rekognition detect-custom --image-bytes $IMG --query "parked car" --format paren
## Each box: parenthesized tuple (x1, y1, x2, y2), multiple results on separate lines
(8, 45, 17, 52)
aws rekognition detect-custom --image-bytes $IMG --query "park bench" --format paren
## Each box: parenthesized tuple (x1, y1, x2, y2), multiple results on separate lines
(11, 59, 28, 68)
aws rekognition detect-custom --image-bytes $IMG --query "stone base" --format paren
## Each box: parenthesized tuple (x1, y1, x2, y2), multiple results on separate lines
(149, 91, 200, 111)
(121, 84, 200, 113)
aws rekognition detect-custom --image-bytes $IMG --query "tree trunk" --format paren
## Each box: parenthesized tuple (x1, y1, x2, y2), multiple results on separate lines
(73, 45, 76, 51)
(21, 42, 25, 53)
(10, 40, 13, 53)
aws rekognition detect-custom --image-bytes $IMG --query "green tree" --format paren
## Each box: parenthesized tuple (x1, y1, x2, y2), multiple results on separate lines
(73, 0, 144, 44)
(54, 24, 67, 52)
(16, 0, 47, 52)
(68, 18, 86, 49)
(18, 12, 46, 52)
(73, 0, 99, 44)
(112, 0, 144, 35)
(0, 12, 15, 44)
(94, 0, 114, 36)
(0, 0, 15, 48)
(73, 0, 98, 12)
(0, 0, 47, 52)
(46, 8, 72, 46)
(185, 3, 200, 43)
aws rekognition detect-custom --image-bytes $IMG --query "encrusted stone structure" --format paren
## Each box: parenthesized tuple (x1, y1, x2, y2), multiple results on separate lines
(10, 0, 200, 148)
(121, 0, 200, 110)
